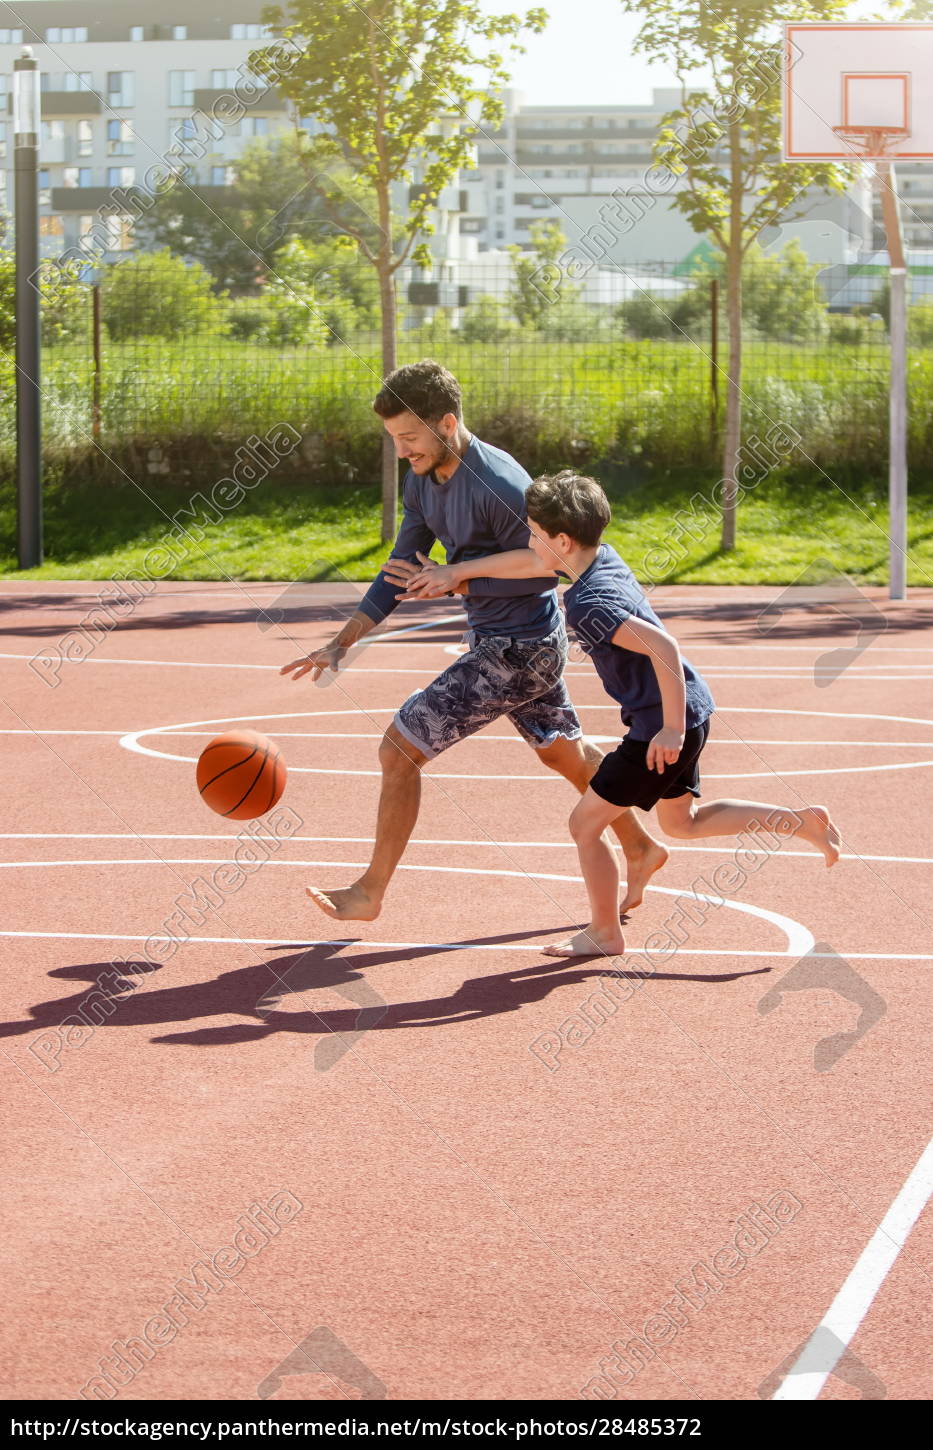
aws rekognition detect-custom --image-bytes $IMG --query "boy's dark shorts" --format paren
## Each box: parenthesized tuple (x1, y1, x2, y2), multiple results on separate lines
(589, 717, 712, 812)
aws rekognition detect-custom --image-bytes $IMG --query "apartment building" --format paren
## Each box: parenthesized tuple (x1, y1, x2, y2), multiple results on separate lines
(0, 2, 294, 260)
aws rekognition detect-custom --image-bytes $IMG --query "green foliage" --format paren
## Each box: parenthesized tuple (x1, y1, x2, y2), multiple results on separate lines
(460, 294, 517, 343)
(617, 285, 708, 340)
(909, 297, 933, 346)
(256, 1, 547, 275)
(100, 250, 228, 340)
(135, 132, 341, 288)
(827, 312, 884, 347)
(509, 221, 576, 329)
(270, 237, 379, 343)
(539, 297, 604, 343)
(620, 0, 852, 258)
(741, 241, 828, 341)
(0, 248, 14, 351)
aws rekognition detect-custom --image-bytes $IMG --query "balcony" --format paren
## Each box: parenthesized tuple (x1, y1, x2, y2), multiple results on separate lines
(8, 90, 102, 118)
(192, 87, 286, 115)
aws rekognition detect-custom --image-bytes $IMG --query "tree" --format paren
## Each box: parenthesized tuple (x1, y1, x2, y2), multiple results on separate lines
(134, 132, 337, 289)
(741, 240, 827, 342)
(254, 0, 547, 541)
(100, 250, 228, 340)
(619, 0, 850, 549)
(509, 221, 578, 328)
(460, 294, 517, 343)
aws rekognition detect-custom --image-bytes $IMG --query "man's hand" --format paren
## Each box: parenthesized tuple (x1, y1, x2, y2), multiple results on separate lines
(404, 559, 464, 599)
(280, 642, 347, 683)
(381, 555, 425, 590)
(646, 725, 684, 773)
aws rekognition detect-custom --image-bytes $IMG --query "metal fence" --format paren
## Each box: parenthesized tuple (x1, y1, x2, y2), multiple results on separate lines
(5, 256, 926, 481)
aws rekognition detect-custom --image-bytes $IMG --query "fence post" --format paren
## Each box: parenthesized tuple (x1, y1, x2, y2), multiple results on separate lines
(92, 283, 102, 442)
(710, 276, 720, 451)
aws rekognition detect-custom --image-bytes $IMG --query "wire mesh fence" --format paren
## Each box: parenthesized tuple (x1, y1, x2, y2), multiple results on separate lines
(6, 254, 930, 484)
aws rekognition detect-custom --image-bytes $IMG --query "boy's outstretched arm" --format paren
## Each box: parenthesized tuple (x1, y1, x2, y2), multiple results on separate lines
(403, 548, 557, 599)
(612, 617, 687, 773)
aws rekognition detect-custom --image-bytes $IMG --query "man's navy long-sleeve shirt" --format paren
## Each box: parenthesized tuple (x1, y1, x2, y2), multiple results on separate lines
(358, 435, 560, 641)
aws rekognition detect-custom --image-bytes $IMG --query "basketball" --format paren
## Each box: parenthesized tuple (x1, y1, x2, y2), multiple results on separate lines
(196, 729, 286, 820)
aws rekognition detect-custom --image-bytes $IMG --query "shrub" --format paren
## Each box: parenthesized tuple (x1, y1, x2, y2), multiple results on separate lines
(100, 250, 228, 340)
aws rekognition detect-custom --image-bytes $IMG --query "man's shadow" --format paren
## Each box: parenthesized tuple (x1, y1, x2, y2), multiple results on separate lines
(3, 928, 772, 1054)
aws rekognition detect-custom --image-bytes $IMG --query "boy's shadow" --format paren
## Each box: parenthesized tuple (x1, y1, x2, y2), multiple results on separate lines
(1, 928, 772, 1054)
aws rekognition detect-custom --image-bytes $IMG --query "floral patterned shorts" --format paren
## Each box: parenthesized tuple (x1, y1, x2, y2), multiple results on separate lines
(394, 626, 582, 761)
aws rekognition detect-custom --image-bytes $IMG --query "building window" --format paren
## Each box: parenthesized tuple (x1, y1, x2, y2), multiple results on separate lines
(0, 122, 6, 161)
(173, 26, 188, 40)
(104, 214, 134, 252)
(41, 120, 66, 144)
(59, 71, 94, 92)
(210, 165, 233, 185)
(231, 23, 273, 40)
(40, 215, 65, 238)
(77, 120, 94, 156)
(168, 70, 196, 106)
(0, 28, 25, 44)
(63, 166, 93, 187)
(46, 27, 89, 43)
(108, 166, 136, 186)
(240, 117, 269, 137)
(107, 119, 134, 156)
(39, 169, 50, 205)
(108, 71, 135, 107)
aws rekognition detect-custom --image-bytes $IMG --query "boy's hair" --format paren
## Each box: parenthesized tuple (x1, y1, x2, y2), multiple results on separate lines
(526, 470, 611, 548)
(373, 360, 462, 423)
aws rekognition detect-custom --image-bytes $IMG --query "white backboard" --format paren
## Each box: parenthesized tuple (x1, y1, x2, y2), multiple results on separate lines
(783, 23, 933, 160)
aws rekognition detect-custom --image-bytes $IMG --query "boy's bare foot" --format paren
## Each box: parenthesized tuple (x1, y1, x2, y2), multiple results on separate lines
(306, 882, 382, 921)
(542, 926, 626, 958)
(619, 839, 670, 913)
(795, 806, 841, 868)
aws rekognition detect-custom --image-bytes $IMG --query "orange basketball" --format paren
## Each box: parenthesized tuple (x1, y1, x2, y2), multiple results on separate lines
(196, 729, 286, 820)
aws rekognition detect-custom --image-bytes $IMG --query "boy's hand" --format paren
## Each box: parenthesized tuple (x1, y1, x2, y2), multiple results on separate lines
(646, 726, 684, 773)
(280, 642, 347, 682)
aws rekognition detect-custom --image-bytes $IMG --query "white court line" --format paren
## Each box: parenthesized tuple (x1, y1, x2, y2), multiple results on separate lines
(0, 832, 930, 864)
(7, 729, 933, 749)
(2, 651, 931, 682)
(0, 862, 813, 957)
(772, 1136, 933, 1400)
(118, 705, 933, 781)
(0, 930, 929, 961)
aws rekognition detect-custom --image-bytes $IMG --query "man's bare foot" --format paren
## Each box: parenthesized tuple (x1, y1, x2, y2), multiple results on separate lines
(306, 882, 382, 921)
(542, 925, 626, 958)
(619, 839, 670, 913)
(795, 806, 841, 868)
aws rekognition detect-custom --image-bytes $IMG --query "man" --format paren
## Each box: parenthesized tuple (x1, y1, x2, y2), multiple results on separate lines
(282, 359, 667, 922)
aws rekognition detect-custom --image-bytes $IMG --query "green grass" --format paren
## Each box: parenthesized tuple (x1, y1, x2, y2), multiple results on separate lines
(2, 468, 930, 586)
(1, 331, 932, 585)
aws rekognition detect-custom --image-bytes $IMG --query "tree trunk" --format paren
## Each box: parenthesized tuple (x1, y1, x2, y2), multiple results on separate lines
(379, 261, 398, 542)
(720, 247, 742, 553)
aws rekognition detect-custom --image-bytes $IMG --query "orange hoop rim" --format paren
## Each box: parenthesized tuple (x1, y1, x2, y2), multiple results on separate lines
(832, 124, 911, 157)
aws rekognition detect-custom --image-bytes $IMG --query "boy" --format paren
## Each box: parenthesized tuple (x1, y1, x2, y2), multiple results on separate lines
(405, 470, 840, 957)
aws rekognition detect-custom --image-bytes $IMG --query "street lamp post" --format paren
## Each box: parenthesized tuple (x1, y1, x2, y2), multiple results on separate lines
(14, 46, 42, 569)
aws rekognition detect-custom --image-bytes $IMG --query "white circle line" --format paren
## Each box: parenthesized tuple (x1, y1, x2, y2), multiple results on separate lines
(0, 858, 813, 957)
(119, 705, 933, 781)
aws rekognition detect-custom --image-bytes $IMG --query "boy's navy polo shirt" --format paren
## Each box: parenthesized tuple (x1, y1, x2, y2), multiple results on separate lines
(564, 544, 715, 740)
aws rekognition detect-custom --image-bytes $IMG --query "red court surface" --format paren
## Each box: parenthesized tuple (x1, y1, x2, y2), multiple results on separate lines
(0, 579, 932, 1403)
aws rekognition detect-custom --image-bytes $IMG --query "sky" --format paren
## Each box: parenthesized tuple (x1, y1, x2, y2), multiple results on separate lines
(480, 0, 688, 106)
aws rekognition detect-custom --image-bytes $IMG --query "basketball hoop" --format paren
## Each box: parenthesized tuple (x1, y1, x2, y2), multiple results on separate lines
(831, 124, 910, 157)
